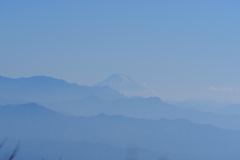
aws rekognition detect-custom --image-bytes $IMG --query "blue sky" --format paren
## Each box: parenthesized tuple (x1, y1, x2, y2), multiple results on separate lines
(1, 0, 240, 102)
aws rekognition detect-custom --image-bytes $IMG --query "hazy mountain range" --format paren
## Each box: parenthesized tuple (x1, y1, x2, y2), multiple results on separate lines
(167, 100, 240, 116)
(0, 75, 123, 102)
(167, 99, 231, 112)
(2, 75, 240, 160)
(42, 96, 240, 130)
(1, 103, 240, 160)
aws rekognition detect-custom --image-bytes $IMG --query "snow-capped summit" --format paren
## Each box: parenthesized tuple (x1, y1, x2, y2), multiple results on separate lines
(94, 74, 156, 97)
(94, 74, 146, 92)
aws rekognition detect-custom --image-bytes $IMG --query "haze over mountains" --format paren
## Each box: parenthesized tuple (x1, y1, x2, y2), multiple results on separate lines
(43, 96, 240, 130)
(2, 103, 240, 160)
(2, 75, 240, 160)
(3, 0, 240, 160)
(167, 99, 231, 112)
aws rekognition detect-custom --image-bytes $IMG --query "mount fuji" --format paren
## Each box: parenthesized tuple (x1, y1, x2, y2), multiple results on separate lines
(94, 74, 156, 97)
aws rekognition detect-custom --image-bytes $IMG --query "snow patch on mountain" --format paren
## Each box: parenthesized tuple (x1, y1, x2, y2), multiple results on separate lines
(94, 74, 157, 97)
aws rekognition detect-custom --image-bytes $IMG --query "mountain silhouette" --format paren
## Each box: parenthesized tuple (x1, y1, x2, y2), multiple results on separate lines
(0, 76, 123, 102)
(44, 96, 240, 130)
(0, 103, 57, 118)
(1, 103, 240, 159)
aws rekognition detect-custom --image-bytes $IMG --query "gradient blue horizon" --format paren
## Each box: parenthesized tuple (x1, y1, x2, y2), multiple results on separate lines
(1, 0, 240, 102)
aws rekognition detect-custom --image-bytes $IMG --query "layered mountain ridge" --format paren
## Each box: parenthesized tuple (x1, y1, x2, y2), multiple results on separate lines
(1, 103, 240, 160)
(0, 75, 123, 103)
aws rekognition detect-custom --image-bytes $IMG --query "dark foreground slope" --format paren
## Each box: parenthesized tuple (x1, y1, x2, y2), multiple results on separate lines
(1, 140, 169, 160)
(1, 103, 240, 160)
(2, 139, 235, 160)
(0, 76, 123, 102)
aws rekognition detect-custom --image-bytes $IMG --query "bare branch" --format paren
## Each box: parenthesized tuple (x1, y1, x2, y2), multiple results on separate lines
(8, 142, 20, 160)
(0, 137, 8, 149)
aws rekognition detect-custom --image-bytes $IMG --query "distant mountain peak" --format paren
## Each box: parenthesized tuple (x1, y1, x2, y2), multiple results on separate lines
(94, 74, 158, 98)
(94, 74, 145, 92)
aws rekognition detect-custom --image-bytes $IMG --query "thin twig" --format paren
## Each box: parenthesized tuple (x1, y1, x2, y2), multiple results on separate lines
(0, 137, 8, 150)
(8, 142, 20, 160)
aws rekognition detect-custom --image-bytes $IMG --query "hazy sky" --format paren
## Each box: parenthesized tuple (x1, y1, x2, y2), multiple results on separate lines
(1, 0, 240, 102)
